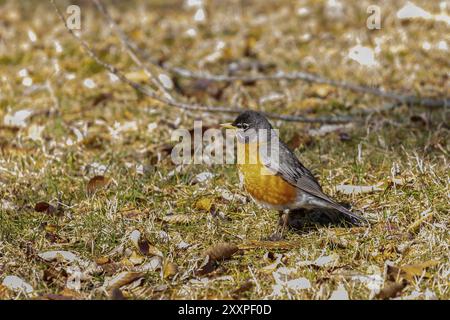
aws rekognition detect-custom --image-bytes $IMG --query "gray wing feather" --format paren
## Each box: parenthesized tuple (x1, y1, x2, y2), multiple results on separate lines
(261, 140, 333, 204)
(260, 140, 368, 225)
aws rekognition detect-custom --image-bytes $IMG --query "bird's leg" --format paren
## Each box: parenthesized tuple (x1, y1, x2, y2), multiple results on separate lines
(267, 210, 290, 241)
(279, 210, 290, 238)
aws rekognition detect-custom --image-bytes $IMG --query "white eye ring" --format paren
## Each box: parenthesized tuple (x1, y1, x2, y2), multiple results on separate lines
(241, 123, 249, 129)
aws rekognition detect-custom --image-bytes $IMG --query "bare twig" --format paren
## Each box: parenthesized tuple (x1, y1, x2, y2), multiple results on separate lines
(94, 0, 448, 109)
(50, 0, 352, 124)
(92, 0, 173, 102)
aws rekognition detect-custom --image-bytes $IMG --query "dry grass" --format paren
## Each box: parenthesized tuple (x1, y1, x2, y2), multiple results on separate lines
(0, 0, 448, 300)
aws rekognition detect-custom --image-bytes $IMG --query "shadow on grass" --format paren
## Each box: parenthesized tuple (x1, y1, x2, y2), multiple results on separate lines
(284, 203, 366, 233)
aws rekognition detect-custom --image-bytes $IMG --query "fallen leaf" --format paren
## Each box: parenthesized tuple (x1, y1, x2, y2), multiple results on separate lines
(136, 256, 163, 272)
(0, 285, 11, 299)
(163, 261, 178, 279)
(2, 275, 34, 294)
(95, 256, 110, 265)
(336, 184, 384, 195)
(204, 243, 239, 262)
(329, 284, 349, 300)
(376, 281, 407, 299)
(309, 123, 353, 137)
(109, 288, 127, 300)
(192, 172, 214, 184)
(231, 280, 254, 298)
(297, 254, 339, 268)
(195, 256, 216, 276)
(129, 229, 163, 257)
(40, 293, 75, 300)
(38, 251, 78, 263)
(195, 197, 214, 212)
(387, 260, 440, 282)
(104, 271, 144, 290)
(286, 277, 311, 291)
(86, 175, 111, 195)
(34, 202, 57, 215)
(59, 288, 81, 298)
(129, 251, 145, 265)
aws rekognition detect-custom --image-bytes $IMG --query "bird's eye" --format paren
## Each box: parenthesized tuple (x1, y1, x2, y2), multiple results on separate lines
(240, 123, 249, 130)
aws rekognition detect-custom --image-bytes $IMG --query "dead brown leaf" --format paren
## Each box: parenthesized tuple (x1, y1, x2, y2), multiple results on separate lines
(34, 202, 57, 215)
(204, 243, 239, 262)
(138, 239, 163, 257)
(86, 175, 111, 195)
(109, 288, 127, 300)
(231, 280, 254, 298)
(105, 271, 144, 290)
(195, 256, 216, 277)
(376, 281, 407, 299)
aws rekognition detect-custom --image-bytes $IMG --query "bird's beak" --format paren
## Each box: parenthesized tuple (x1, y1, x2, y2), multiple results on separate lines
(220, 123, 236, 129)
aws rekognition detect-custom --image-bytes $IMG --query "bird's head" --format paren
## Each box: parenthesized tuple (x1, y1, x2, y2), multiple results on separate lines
(221, 111, 275, 143)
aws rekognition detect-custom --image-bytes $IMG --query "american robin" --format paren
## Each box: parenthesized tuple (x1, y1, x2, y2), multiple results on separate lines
(221, 111, 367, 238)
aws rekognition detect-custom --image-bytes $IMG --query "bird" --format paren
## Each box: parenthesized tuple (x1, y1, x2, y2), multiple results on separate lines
(221, 110, 368, 239)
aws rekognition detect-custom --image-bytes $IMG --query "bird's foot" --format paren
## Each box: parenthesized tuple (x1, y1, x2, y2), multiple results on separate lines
(263, 211, 290, 241)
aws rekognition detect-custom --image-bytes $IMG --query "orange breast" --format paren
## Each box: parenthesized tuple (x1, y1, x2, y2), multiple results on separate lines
(237, 142, 297, 206)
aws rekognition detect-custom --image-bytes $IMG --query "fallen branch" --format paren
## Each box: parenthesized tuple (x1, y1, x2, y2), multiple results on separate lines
(94, 0, 448, 109)
(50, 0, 353, 124)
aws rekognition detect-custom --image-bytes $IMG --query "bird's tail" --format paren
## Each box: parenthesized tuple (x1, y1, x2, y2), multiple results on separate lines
(327, 201, 369, 226)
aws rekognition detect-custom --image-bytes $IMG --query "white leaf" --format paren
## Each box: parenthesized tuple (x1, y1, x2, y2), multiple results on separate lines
(137, 256, 162, 272)
(314, 255, 337, 267)
(83, 78, 96, 89)
(3, 109, 33, 127)
(22, 77, 33, 87)
(286, 277, 311, 291)
(348, 45, 378, 67)
(329, 284, 349, 300)
(2, 275, 34, 294)
(18, 69, 29, 77)
(129, 230, 141, 248)
(27, 29, 37, 42)
(308, 123, 353, 137)
(194, 172, 214, 183)
(397, 2, 432, 20)
(194, 8, 206, 22)
(297, 254, 338, 267)
(38, 250, 78, 263)
(336, 184, 383, 195)
(158, 74, 173, 90)
(27, 124, 45, 142)
(177, 241, 191, 249)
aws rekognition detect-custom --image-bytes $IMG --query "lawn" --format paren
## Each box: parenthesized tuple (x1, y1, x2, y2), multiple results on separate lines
(0, 0, 448, 300)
